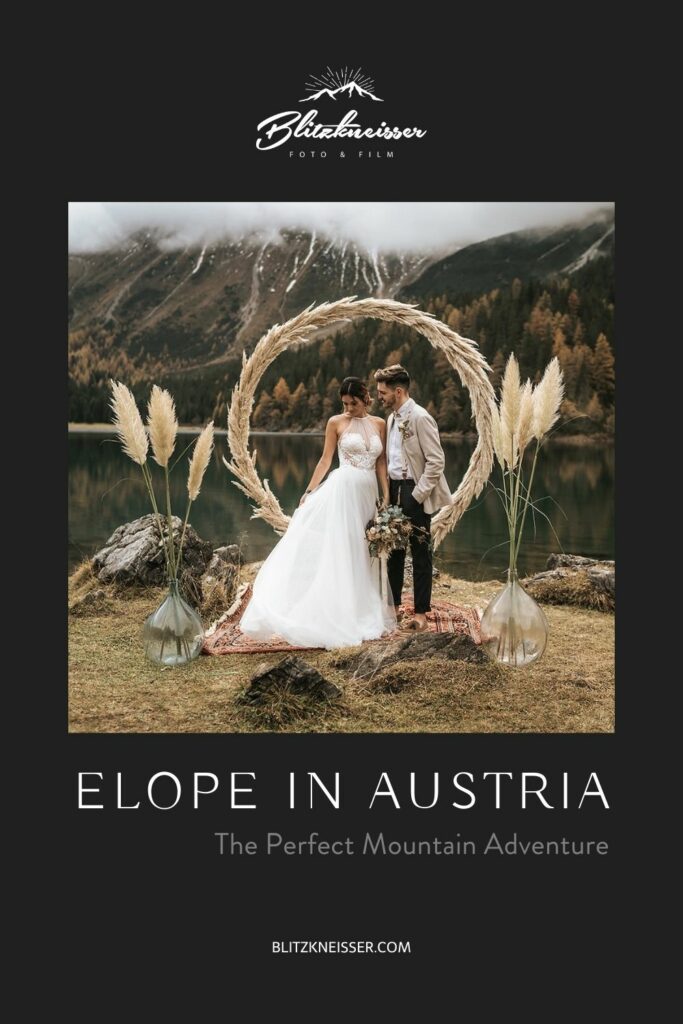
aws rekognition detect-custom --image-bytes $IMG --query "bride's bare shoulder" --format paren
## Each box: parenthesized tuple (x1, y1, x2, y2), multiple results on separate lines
(326, 414, 346, 436)
(371, 415, 387, 430)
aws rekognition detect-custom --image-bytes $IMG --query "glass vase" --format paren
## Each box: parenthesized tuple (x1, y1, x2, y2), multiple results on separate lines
(480, 568, 549, 668)
(143, 578, 204, 666)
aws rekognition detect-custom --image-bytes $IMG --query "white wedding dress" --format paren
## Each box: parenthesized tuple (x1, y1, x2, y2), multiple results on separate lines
(239, 414, 398, 650)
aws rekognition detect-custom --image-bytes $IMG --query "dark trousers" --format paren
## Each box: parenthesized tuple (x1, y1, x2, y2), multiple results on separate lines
(388, 477, 433, 613)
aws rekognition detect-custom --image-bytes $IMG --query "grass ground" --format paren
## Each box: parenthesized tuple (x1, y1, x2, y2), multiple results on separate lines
(68, 561, 614, 734)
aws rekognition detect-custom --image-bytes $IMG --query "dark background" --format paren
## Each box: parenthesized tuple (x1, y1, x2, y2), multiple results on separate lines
(44, 35, 640, 1008)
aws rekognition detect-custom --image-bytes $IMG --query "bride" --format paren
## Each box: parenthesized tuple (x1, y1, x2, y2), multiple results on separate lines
(239, 377, 398, 649)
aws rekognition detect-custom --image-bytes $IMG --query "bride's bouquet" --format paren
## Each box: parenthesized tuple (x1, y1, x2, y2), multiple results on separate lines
(365, 499, 433, 558)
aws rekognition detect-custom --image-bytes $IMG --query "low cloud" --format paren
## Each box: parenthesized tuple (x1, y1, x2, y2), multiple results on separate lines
(69, 201, 613, 255)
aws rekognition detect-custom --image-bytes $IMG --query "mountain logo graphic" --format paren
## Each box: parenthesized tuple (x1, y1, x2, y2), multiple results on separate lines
(300, 67, 383, 103)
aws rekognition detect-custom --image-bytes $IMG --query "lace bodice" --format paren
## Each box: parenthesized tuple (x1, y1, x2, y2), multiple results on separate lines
(337, 417, 383, 470)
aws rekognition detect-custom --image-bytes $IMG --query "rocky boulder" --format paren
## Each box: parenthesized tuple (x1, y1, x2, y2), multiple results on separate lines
(523, 554, 615, 611)
(92, 514, 213, 588)
(331, 629, 485, 681)
(236, 655, 342, 727)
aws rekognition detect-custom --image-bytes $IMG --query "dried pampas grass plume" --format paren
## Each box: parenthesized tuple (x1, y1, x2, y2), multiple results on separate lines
(188, 422, 215, 500)
(147, 385, 178, 467)
(499, 354, 522, 468)
(493, 402, 516, 468)
(108, 380, 148, 465)
(533, 357, 564, 440)
(500, 353, 521, 440)
(486, 352, 567, 582)
(516, 380, 535, 453)
(491, 404, 505, 467)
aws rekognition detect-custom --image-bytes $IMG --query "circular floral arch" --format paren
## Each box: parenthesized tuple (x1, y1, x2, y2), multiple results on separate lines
(223, 296, 495, 551)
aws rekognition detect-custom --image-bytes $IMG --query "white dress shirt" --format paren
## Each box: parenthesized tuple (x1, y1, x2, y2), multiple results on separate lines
(387, 397, 416, 480)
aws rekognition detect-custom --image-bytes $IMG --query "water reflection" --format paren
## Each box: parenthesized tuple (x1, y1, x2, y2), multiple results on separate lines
(69, 431, 614, 582)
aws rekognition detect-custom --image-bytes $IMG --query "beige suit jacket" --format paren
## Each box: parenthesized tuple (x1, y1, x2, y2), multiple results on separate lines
(386, 402, 453, 514)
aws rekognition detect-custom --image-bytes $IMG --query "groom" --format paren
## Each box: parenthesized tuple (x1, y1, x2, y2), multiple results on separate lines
(375, 364, 452, 631)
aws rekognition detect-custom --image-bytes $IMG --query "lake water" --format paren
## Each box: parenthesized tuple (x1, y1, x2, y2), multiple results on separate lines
(68, 430, 614, 582)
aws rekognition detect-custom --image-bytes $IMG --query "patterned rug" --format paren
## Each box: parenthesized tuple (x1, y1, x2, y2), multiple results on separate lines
(201, 581, 482, 655)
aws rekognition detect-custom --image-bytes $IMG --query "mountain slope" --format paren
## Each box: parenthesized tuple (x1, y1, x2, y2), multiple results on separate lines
(399, 207, 614, 301)
(68, 229, 432, 369)
(68, 211, 614, 431)
(68, 208, 613, 384)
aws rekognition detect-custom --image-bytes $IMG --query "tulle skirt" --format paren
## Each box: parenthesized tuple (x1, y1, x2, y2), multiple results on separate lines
(239, 465, 397, 650)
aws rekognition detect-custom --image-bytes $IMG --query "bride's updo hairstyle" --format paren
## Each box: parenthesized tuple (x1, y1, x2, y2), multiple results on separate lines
(339, 376, 372, 408)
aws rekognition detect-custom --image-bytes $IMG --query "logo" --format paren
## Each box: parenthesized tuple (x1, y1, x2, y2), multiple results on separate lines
(256, 67, 427, 153)
(300, 67, 383, 103)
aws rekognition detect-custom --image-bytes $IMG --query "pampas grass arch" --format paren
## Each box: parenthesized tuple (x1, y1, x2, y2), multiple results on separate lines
(223, 296, 495, 551)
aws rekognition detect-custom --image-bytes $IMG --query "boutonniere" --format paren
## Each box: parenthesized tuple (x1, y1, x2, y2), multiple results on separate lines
(397, 418, 414, 442)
